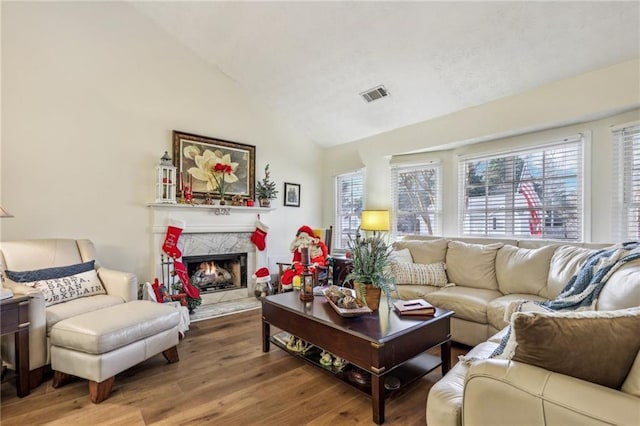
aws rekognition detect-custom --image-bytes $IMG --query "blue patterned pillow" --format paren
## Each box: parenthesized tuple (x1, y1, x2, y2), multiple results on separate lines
(6, 260, 95, 282)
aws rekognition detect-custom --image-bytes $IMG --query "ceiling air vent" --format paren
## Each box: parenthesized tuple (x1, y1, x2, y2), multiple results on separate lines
(360, 85, 389, 103)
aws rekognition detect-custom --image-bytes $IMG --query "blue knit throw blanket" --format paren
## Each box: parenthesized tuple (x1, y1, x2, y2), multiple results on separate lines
(487, 241, 640, 359)
(541, 241, 640, 311)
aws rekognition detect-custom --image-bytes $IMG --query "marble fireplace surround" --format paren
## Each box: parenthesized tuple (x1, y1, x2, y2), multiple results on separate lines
(148, 203, 272, 303)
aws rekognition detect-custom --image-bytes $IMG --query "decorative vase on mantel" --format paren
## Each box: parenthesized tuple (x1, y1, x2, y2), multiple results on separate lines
(355, 282, 382, 311)
(219, 196, 226, 206)
(259, 198, 271, 208)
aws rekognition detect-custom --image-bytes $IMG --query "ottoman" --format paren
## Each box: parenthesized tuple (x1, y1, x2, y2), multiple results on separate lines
(50, 300, 180, 403)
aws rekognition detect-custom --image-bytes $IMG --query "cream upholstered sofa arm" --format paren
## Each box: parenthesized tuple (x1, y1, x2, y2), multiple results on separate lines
(462, 359, 640, 426)
(97, 267, 138, 302)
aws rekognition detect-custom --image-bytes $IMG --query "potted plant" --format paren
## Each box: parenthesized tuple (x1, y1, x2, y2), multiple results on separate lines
(344, 230, 395, 310)
(256, 164, 278, 207)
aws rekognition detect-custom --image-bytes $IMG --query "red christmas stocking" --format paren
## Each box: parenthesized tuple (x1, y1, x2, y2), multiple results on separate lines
(251, 218, 269, 251)
(151, 278, 164, 302)
(162, 218, 185, 259)
(173, 261, 200, 299)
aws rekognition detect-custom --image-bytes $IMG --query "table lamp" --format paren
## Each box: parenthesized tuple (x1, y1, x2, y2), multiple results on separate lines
(360, 210, 390, 236)
(0, 206, 13, 218)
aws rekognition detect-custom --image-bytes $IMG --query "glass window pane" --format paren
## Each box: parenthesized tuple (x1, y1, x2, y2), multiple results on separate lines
(391, 163, 441, 236)
(459, 137, 583, 240)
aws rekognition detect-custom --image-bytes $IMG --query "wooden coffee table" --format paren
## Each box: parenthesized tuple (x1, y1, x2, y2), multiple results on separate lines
(262, 291, 454, 424)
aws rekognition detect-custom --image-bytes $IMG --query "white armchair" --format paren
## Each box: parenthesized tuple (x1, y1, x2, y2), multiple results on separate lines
(0, 239, 137, 389)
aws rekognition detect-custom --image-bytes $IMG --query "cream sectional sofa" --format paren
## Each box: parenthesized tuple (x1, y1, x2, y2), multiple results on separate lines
(390, 236, 640, 426)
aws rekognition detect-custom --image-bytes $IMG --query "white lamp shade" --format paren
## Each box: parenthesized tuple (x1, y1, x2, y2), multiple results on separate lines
(360, 210, 390, 231)
(0, 206, 13, 218)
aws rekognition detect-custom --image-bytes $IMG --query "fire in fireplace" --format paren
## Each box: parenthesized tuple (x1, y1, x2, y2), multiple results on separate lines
(182, 253, 247, 294)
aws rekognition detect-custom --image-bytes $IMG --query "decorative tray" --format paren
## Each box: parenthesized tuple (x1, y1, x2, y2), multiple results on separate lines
(323, 287, 373, 317)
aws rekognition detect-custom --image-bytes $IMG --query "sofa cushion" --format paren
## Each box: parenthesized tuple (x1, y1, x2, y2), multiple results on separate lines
(621, 351, 640, 397)
(544, 245, 596, 299)
(426, 286, 502, 324)
(394, 284, 442, 301)
(445, 241, 502, 290)
(496, 308, 640, 389)
(392, 238, 448, 264)
(597, 258, 640, 311)
(392, 262, 448, 286)
(495, 245, 556, 295)
(45, 294, 125, 335)
(487, 294, 548, 331)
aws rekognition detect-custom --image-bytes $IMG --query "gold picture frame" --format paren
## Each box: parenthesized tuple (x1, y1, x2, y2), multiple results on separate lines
(172, 131, 256, 200)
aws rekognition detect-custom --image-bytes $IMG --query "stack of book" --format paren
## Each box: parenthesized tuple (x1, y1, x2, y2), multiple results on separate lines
(393, 299, 436, 316)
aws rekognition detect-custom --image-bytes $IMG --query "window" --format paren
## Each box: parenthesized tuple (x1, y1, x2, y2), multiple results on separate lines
(334, 170, 364, 249)
(391, 162, 442, 236)
(459, 135, 583, 240)
(613, 122, 640, 241)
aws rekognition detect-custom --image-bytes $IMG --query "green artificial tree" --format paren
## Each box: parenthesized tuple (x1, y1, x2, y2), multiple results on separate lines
(256, 164, 278, 207)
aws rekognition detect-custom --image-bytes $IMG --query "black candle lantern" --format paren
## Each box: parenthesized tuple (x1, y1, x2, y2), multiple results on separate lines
(299, 247, 315, 301)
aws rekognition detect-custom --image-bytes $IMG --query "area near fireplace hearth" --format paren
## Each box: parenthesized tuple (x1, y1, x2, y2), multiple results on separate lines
(148, 203, 273, 304)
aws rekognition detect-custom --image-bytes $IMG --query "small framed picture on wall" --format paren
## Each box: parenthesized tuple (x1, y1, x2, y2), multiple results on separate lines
(284, 182, 301, 207)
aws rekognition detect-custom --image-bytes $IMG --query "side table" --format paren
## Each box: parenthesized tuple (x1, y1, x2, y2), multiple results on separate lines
(1, 295, 31, 397)
(332, 256, 353, 287)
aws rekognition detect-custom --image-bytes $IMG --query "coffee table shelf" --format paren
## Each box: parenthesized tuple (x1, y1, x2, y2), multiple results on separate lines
(270, 331, 443, 398)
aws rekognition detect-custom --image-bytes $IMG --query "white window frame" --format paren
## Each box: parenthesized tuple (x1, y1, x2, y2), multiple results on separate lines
(390, 161, 442, 237)
(334, 170, 364, 251)
(458, 134, 585, 241)
(612, 121, 640, 241)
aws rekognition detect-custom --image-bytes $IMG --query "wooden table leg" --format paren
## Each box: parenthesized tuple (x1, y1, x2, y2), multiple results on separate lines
(15, 322, 30, 397)
(441, 339, 452, 375)
(262, 317, 270, 352)
(371, 374, 384, 424)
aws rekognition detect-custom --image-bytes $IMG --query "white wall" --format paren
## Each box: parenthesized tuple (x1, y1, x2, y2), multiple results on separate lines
(3, 3, 639, 286)
(1, 2, 325, 281)
(323, 61, 640, 243)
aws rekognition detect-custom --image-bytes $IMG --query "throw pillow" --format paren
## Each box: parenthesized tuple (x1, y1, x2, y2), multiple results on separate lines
(495, 245, 557, 295)
(391, 262, 448, 287)
(390, 248, 413, 264)
(544, 245, 596, 299)
(495, 308, 640, 389)
(7, 261, 105, 307)
(445, 241, 503, 290)
(6, 260, 95, 282)
(392, 238, 448, 264)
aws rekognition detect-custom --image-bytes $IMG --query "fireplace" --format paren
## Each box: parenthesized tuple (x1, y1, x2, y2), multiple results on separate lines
(148, 203, 272, 303)
(183, 253, 247, 294)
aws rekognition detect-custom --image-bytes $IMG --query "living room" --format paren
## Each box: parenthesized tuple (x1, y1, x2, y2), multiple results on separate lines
(1, 1, 639, 425)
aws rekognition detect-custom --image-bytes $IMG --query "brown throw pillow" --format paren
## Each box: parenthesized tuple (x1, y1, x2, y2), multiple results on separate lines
(509, 308, 640, 389)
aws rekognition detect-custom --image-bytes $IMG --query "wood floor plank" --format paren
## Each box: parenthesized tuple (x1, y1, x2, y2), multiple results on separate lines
(1, 308, 468, 425)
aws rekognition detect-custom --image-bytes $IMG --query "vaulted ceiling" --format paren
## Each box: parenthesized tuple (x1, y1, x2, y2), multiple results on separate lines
(133, 1, 640, 147)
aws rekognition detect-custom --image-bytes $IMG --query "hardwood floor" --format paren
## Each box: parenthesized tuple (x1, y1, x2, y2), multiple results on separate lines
(1, 309, 468, 425)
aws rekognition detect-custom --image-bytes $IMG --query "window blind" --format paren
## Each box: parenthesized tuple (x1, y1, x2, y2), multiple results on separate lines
(612, 122, 640, 241)
(334, 170, 364, 249)
(391, 162, 442, 236)
(458, 135, 583, 240)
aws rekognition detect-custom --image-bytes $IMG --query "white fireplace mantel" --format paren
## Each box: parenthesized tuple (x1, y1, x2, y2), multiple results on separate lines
(148, 203, 273, 299)
(148, 203, 274, 234)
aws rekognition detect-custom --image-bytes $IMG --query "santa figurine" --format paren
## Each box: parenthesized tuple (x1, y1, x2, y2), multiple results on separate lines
(253, 267, 273, 299)
(281, 225, 329, 291)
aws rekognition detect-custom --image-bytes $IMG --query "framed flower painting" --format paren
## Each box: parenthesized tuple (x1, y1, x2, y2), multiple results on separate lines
(172, 131, 256, 201)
